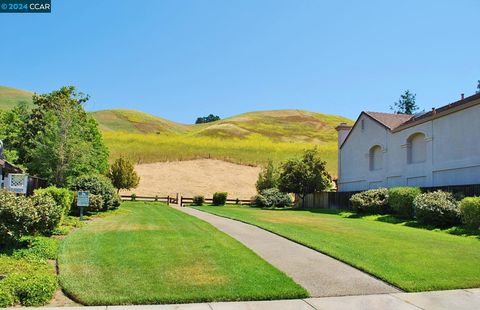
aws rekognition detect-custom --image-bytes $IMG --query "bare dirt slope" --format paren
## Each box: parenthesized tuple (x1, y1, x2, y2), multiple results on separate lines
(122, 159, 261, 199)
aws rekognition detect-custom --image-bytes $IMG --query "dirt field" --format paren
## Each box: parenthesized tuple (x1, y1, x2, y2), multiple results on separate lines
(121, 159, 261, 199)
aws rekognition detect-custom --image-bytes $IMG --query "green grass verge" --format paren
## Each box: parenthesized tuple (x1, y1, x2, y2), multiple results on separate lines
(58, 202, 307, 305)
(195, 205, 480, 292)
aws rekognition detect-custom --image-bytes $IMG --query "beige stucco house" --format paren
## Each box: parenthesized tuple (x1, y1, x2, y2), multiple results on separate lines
(336, 92, 480, 192)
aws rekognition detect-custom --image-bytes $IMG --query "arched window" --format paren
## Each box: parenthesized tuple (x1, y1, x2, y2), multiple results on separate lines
(369, 145, 383, 171)
(407, 133, 426, 164)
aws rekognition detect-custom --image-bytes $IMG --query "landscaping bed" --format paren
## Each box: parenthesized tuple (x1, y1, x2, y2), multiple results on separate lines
(196, 205, 480, 292)
(58, 202, 307, 305)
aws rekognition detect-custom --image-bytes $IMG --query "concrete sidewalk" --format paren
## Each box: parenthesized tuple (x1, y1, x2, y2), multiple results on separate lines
(175, 206, 397, 297)
(38, 289, 480, 309)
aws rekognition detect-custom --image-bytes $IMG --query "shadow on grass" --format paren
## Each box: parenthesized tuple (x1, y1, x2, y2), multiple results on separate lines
(232, 205, 480, 240)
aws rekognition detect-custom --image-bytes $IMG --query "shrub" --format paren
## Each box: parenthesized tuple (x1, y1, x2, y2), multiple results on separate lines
(459, 197, 480, 229)
(255, 188, 292, 208)
(4, 272, 57, 307)
(350, 188, 389, 214)
(0, 255, 56, 307)
(71, 174, 120, 211)
(0, 191, 63, 243)
(0, 288, 14, 308)
(212, 192, 228, 206)
(88, 194, 104, 212)
(13, 236, 59, 261)
(30, 194, 62, 235)
(192, 195, 204, 206)
(35, 186, 74, 218)
(256, 160, 279, 192)
(413, 191, 460, 227)
(131, 193, 137, 201)
(388, 187, 421, 218)
(0, 191, 37, 244)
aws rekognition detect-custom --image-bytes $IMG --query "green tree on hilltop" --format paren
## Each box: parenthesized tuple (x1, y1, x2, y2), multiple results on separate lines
(195, 114, 221, 124)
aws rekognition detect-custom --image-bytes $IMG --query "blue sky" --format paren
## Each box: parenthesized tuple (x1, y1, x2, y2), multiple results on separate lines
(0, 0, 479, 123)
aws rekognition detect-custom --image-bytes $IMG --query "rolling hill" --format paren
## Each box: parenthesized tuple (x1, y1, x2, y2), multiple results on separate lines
(0, 86, 33, 110)
(91, 109, 188, 134)
(93, 109, 349, 143)
(0, 86, 353, 174)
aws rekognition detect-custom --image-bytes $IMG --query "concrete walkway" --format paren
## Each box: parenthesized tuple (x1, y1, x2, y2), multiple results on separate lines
(38, 289, 480, 309)
(175, 206, 398, 297)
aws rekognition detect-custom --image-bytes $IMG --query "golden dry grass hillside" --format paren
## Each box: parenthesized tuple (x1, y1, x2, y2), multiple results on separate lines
(122, 159, 261, 199)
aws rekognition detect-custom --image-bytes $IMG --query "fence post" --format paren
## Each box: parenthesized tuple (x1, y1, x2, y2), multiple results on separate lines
(167, 195, 170, 206)
(180, 196, 183, 207)
(176, 193, 179, 204)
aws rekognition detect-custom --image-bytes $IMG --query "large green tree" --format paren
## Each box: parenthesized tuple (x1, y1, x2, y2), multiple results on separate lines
(391, 90, 419, 115)
(278, 148, 332, 207)
(19, 86, 109, 186)
(0, 103, 29, 163)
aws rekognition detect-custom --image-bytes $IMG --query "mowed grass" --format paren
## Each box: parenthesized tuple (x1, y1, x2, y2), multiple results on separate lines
(104, 132, 338, 173)
(196, 205, 480, 292)
(58, 202, 307, 305)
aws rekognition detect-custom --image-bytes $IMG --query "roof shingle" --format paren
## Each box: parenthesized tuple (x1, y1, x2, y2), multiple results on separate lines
(364, 112, 413, 130)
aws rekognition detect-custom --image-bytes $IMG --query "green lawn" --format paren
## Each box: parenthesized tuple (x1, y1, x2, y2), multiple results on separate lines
(58, 202, 307, 305)
(195, 205, 480, 292)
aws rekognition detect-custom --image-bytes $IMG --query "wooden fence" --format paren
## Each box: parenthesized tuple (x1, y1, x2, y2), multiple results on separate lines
(180, 196, 254, 207)
(120, 195, 178, 205)
(295, 191, 358, 209)
(120, 194, 254, 207)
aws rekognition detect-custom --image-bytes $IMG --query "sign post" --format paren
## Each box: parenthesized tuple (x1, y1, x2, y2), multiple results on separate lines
(77, 191, 90, 221)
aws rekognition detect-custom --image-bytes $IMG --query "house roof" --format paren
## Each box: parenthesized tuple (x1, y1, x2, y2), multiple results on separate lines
(393, 92, 480, 132)
(364, 112, 413, 130)
(0, 159, 23, 174)
(340, 92, 480, 149)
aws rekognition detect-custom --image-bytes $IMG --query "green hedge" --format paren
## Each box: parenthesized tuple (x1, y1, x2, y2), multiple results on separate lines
(35, 186, 74, 219)
(31, 194, 63, 235)
(255, 188, 292, 208)
(413, 191, 460, 227)
(388, 187, 421, 218)
(71, 174, 121, 211)
(0, 191, 62, 244)
(350, 188, 389, 214)
(459, 197, 480, 229)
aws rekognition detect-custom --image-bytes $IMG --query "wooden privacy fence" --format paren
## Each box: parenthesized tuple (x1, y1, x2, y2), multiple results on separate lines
(180, 196, 254, 207)
(295, 191, 358, 209)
